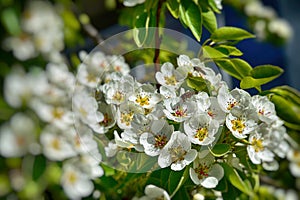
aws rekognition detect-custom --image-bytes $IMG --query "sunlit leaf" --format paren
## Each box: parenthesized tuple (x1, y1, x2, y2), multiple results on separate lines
(211, 27, 255, 42)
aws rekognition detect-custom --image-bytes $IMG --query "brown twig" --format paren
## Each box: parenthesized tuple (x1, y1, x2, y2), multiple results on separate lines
(71, 3, 104, 44)
(153, 0, 163, 73)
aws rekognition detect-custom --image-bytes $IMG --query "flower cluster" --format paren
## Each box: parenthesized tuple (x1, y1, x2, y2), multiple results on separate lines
(3, 0, 64, 61)
(244, 0, 293, 43)
(1, 62, 103, 199)
(75, 52, 289, 189)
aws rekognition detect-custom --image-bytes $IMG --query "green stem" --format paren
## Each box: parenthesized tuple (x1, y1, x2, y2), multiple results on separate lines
(170, 166, 189, 198)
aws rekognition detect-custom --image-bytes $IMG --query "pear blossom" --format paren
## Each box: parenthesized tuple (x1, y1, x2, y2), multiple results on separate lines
(117, 101, 144, 129)
(155, 62, 186, 89)
(4, 69, 33, 108)
(40, 127, 76, 161)
(105, 141, 118, 157)
(268, 18, 293, 39)
(129, 83, 162, 109)
(287, 149, 300, 177)
(140, 119, 174, 156)
(217, 85, 252, 113)
(184, 113, 219, 145)
(46, 62, 75, 91)
(61, 163, 94, 200)
(251, 95, 277, 124)
(247, 131, 275, 165)
(102, 75, 135, 105)
(159, 85, 177, 99)
(31, 101, 73, 130)
(77, 64, 102, 88)
(89, 102, 116, 134)
(226, 111, 257, 139)
(163, 97, 196, 122)
(123, 0, 145, 7)
(158, 131, 197, 171)
(137, 184, 170, 200)
(190, 150, 224, 188)
(3, 34, 37, 60)
(72, 90, 104, 125)
(0, 113, 36, 157)
(107, 55, 130, 75)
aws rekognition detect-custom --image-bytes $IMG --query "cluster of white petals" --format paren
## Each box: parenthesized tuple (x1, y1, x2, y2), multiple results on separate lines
(75, 52, 289, 190)
(3, 1, 64, 61)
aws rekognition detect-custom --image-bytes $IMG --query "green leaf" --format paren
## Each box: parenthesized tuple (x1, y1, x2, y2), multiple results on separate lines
(250, 65, 283, 79)
(268, 94, 300, 125)
(215, 45, 243, 56)
(32, 155, 46, 181)
(202, 45, 228, 59)
(166, 0, 180, 19)
(231, 58, 252, 77)
(210, 143, 231, 157)
(207, 0, 222, 13)
(180, 0, 202, 41)
(270, 85, 300, 106)
(240, 65, 283, 89)
(220, 163, 254, 196)
(178, 4, 188, 28)
(214, 58, 252, 80)
(211, 27, 255, 42)
(1, 7, 21, 35)
(215, 59, 242, 80)
(202, 9, 217, 33)
(186, 76, 210, 92)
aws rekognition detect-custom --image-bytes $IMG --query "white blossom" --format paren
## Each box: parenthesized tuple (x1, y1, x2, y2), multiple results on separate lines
(158, 131, 197, 171)
(140, 119, 174, 156)
(247, 131, 275, 165)
(163, 97, 196, 122)
(40, 127, 76, 161)
(138, 184, 170, 200)
(190, 150, 224, 188)
(287, 149, 300, 177)
(0, 113, 36, 157)
(251, 95, 277, 124)
(226, 111, 257, 139)
(155, 62, 185, 89)
(184, 113, 219, 145)
(123, 0, 145, 7)
(129, 84, 162, 109)
(61, 163, 94, 200)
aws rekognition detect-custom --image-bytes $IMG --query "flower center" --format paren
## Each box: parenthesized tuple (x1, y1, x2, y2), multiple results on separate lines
(52, 107, 64, 119)
(226, 99, 237, 110)
(112, 91, 124, 102)
(170, 146, 187, 163)
(67, 171, 78, 185)
(154, 135, 167, 149)
(120, 111, 134, 126)
(164, 75, 177, 86)
(100, 113, 112, 126)
(173, 107, 186, 117)
(195, 164, 210, 180)
(231, 118, 245, 134)
(87, 73, 97, 83)
(195, 127, 208, 141)
(136, 94, 150, 106)
(251, 137, 264, 152)
(51, 138, 61, 150)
